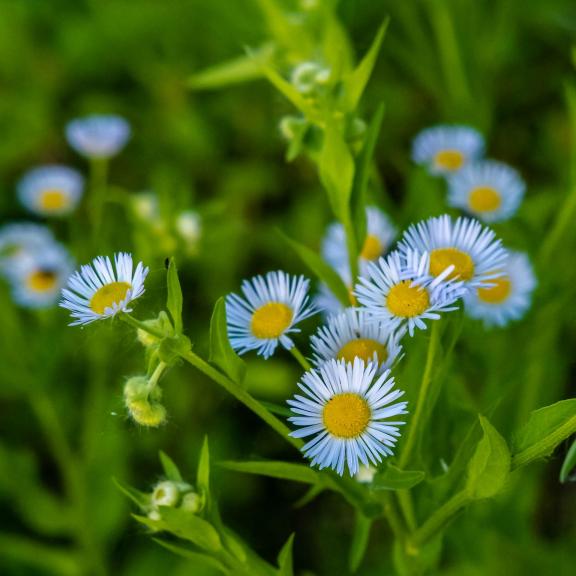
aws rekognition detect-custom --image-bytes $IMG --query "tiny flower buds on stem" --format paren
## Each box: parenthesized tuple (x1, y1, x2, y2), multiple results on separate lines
(124, 363, 168, 427)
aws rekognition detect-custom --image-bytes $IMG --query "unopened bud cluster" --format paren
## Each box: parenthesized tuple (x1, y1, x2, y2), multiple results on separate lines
(124, 373, 166, 428)
(147, 480, 204, 521)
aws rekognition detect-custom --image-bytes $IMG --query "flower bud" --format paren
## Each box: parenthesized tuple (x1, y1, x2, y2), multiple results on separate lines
(128, 399, 167, 428)
(152, 481, 181, 507)
(124, 376, 166, 427)
(180, 491, 203, 514)
(290, 62, 331, 95)
(354, 464, 377, 484)
(279, 116, 308, 141)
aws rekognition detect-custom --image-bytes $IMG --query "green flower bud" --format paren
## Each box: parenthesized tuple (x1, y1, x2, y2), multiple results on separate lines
(290, 62, 331, 95)
(152, 481, 181, 507)
(180, 491, 203, 514)
(279, 116, 308, 141)
(128, 399, 167, 428)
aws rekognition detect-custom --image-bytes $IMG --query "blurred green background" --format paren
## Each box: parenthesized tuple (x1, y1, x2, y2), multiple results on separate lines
(1, 0, 576, 574)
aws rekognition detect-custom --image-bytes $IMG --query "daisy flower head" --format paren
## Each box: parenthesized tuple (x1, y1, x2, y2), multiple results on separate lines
(226, 271, 317, 359)
(310, 307, 403, 373)
(0, 223, 54, 274)
(9, 244, 73, 309)
(17, 166, 84, 217)
(398, 215, 508, 290)
(66, 114, 131, 159)
(288, 358, 408, 476)
(447, 160, 526, 223)
(60, 252, 148, 325)
(355, 249, 464, 336)
(412, 125, 485, 176)
(464, 251, 536, 328)
(322, 206, 397, 275)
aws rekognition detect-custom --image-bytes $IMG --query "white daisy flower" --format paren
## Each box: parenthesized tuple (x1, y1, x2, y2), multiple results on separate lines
(447, 160, 526, 222)
(464, 251, 536, 327)
(17, 166, 84, 217)
(355, 250, 464, 336)
(322, 206, 397, 276)
(310, 307, 403, 373)
(66, 114, 131, 159)
(288, 358, 408, 476)
(398, 215, 508, 290)
(60, 252, 148, 325)
(9, 244, 73, 309)
(0, 223, 55, 274)
(412, 125, 485, 176)
(226, 271, 317, 359)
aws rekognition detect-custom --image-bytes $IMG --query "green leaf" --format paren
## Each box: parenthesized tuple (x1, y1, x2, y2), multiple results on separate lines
(157, 334, 192, 365)
(152, 538, 228, 574)
(319, 121, 355, 220)
(343, 19, 389, 111)
(166, 258, 183, 334)
(349, 511, 372, 573)
(350, 103, 385, 247)
(371, 464, 426, 491)
(209, 297, 247, 384)
(277, 533, 295, 576)
(219, 460, 320, 485)
(513, 399, 576, 469)
(277, 230, 350, 307)
(260, 401, 292, 418)
(560, 437, 576, 483)
(113, 477, 150, 509)
(159, 451, 183, 482)
(466, 416, 510, 499)
(197, 436, 210, 494)
(134, 508, 222, 552)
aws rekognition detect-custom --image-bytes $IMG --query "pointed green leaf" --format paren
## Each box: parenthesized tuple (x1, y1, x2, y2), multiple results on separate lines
(113, 477, 150, 509)
(372, 464, 426, 491)
(277, 230, 350, 307)
(152, 538, 228, 574)
(350, 103, 385, 247)
(159, 451, 183, 482)
(319, 122, 355, 220)
(277, 533, 295, 576)
(343, 19, 389, 111)
(467, 416, 510, 499)
(260, 401, 293, 418)
(197, 436, 210, 494)
(349, 511, 372, 573)
(560, 438, 576, 483)
(166, 258, 183, 334)
(513, 399, 576, 469)
(209, 297, 247, 383)
(219, 460, 320, 485)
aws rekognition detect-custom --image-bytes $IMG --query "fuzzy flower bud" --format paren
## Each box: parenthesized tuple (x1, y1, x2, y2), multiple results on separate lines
(181, 491, 203, 514)
(152, 481, 181, 507)
(290, 62, 331, 95)
(124, 374, 167, 428)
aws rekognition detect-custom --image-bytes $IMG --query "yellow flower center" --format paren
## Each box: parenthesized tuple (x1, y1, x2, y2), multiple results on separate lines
(477, 276, 512, 304)
(250, 302, 293, 339)
(429, 248, 475, 281)
(27, 270, 58, 292)
(434, 149, 465, 171)
(90, 281, 131, 314)
(386, 280, 430, 317)
(323, 393, 371, 438)
(360, 234, 383, 261)
(337, 338, 388, 365)
(468, 186, 501, 213)
(39, 189, 68, 211)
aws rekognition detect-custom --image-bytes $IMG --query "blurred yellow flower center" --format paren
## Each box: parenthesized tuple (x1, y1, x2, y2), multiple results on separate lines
(360, 234, 382, 261)
(251, 302, 293, 339)
(469, 186, 501, 212)
(387, 280, 430, 317)
(348, 288, 357, 307)
(434, 149, 464, 171)
(39, 189, 68, 211)
(430, 248, 474, 280)
(337, 338, 388, 365)
(477, 276, 512, 304)
(27, 270, 58, 292)
(323, 393, 371, 438)
(90, 281, 131, 314)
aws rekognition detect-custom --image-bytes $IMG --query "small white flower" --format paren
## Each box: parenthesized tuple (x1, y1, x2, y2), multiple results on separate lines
(9, 244, 73, 309)
(310, 307, 403, 373)
(0, 223, 55, 274)
(355, 464, 377, 484)
(355, 250, 464, 336)
(288, 358, 408, 476)
(17, 166, 84, 217)
(291, 62, 331, 94)
(60, 252, 148, 325)
(464, 251, 536, 327)
(131, 192, 160, 223)
(322, 206, 397, 276)
(175, 211, 201, 244)
(447, 160, 526, 222)
(412, 125, 484, 176)
(66, 114, 131, 159)
(226, 271, 316, 359)
(398, 215, 508, 290)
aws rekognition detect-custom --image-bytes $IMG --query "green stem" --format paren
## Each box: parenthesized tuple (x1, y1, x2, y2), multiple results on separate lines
(120, 314, 165, 339)
(397, 490, 417, 531)
(290, 345, 312, 371)
(90, 158, 109, 242)
(343, 214, 360, 283)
